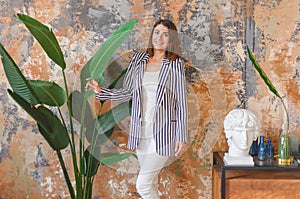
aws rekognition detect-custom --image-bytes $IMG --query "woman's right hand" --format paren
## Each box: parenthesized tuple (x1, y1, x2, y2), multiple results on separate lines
(86, 78, 101, 94)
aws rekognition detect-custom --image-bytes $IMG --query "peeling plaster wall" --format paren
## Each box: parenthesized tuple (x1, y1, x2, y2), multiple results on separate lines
(0, 0, 299, 198)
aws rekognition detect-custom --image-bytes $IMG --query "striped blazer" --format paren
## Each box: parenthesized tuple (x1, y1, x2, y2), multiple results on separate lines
(96, 51, 188, 156)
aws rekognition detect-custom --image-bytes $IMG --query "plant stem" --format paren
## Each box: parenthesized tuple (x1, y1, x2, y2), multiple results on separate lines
(62, 71, 82, 198)
(83, 103, 103, 198)
(56, 150, 75, 199)
(280, 98, 290, 133)
(80, 92, 90, 185)
(83, 176, 94, 199)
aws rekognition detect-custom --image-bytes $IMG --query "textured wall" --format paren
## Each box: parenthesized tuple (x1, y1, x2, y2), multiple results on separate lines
(0, 0, 299, 198)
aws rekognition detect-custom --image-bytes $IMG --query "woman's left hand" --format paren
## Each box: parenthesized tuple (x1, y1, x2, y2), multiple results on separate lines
(175, 141, 187, 157)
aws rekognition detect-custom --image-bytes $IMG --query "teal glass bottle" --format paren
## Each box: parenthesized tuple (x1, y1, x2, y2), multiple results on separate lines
(266, 139, 274, 159)
(257, 136, 266, 161)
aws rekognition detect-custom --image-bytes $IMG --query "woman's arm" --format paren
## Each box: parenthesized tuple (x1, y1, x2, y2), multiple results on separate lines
(173, 59, 188, 156)
(93, 52, 141, 103)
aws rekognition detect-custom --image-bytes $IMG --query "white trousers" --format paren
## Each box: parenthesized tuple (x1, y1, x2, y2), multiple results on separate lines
(136, 123, 169, 199)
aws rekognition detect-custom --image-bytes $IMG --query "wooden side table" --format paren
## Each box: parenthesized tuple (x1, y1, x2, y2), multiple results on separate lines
(213, 152, 300, 199)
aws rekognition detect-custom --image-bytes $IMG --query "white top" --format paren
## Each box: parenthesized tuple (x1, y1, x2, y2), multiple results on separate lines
(142, 71, 160, 124)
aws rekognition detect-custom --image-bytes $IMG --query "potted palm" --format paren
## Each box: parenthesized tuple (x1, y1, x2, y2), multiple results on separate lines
(0, 13, 137, 198)
(247, 46, 291, 164)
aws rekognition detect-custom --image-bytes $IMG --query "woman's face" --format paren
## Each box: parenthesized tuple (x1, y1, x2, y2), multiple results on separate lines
(152, 24, 169, 51)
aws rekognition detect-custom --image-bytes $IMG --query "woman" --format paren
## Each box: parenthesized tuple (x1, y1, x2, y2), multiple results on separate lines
(88, 19, 188, 198)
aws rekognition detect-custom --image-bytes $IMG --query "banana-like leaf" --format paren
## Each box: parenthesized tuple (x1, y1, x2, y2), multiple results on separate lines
(69, 90, 94, 126)
(70, 90, 108, 146)
(8, 89, 69, 150)
(100, 152, 134, 166)
(28, 80, 66, 107)
(0, 43, 39, 105)
(15, 14, 66, 69)
(78, 66, 130, 146)
(89, 20, 137, 83)
(80, 59, 92, 93)
(8, 89, 50, 131)
(97, 101, 131, 133)
(80, 19, 136, 94)
(84, 149, 134, 177)
(83, 145, 101, 177)
(37, 107, 69, 150)
(86, 126, 114, 147)
(74, 69, 130, 147)
(85, 101, 131, 146)
(247, 45, 289, 131)
(80, 60, 127, 95)
(108, 68, 127, 89)
(246, 46, 282, 99)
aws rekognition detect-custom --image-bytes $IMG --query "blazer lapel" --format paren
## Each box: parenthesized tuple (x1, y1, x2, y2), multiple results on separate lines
(155, 58, 171, 108)
(135, 54, 148, 120)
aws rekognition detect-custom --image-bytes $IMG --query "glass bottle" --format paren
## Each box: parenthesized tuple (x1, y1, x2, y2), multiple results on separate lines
(290, 134, 299, 153)
(257, 136, 266, 161)
(266, 139, 274, 159)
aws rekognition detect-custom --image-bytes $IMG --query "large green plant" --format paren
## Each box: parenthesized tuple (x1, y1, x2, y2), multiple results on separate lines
(0, 13, 137, 198)
(246, 45, 289, 132)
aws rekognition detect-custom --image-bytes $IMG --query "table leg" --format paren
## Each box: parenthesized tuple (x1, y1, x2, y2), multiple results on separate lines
(221, 167, 226, 199)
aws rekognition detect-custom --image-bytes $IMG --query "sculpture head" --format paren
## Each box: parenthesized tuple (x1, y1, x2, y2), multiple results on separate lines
(224, 109, 260, 157)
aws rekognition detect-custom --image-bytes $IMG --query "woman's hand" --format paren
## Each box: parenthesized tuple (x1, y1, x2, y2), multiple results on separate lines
(175, 141, 187, 157)
(86, 78, 101, 94)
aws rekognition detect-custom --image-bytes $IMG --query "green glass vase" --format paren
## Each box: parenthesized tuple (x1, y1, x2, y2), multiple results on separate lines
(278, 134, 291, 165)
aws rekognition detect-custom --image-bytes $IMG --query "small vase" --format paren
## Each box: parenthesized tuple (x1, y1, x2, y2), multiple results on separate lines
(249, 137, 258, 156)
(278, 134, 291, 164)
(266, 139, 274, 159)
(289, 134, 299, 153)
(257, 136, 266, 161)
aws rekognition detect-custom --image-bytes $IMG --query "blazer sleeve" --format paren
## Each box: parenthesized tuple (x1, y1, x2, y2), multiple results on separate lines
(175, 59, 188, 144)
(95, 52, 140, 103)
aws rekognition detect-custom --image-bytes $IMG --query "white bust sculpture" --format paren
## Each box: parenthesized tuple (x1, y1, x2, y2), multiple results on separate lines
(223, 109, 260, 166)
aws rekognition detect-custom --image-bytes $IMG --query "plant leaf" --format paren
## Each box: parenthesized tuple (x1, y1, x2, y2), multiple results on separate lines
(97, 101, 131, 133)
(15, 13, 66, 69)
(69, 90, 94, 126)
(8, 89, 50, 131)
(89, 20, 137, 83)
(86, 126, 114, 147)
(83, 145, 101, 177)
(28, 80, 66, 106)
(37, 106, 69, 150)
(80, 59, 92, 93)
(108, 68, 127, 89)
(246, 45, 282, 99)
(80, 60, 127, 95)
(80, 20, 136, 94)
(70, 91, 106, 146)
(85, 101, 131, 146)
(100, 152, 134, 166)
(247, 45, 290, 131)
(0, 43, 39, 105)
(8, 89, 69, 150)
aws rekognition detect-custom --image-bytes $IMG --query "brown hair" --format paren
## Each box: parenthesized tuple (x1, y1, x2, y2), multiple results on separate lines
(146, 19, 182, 61)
